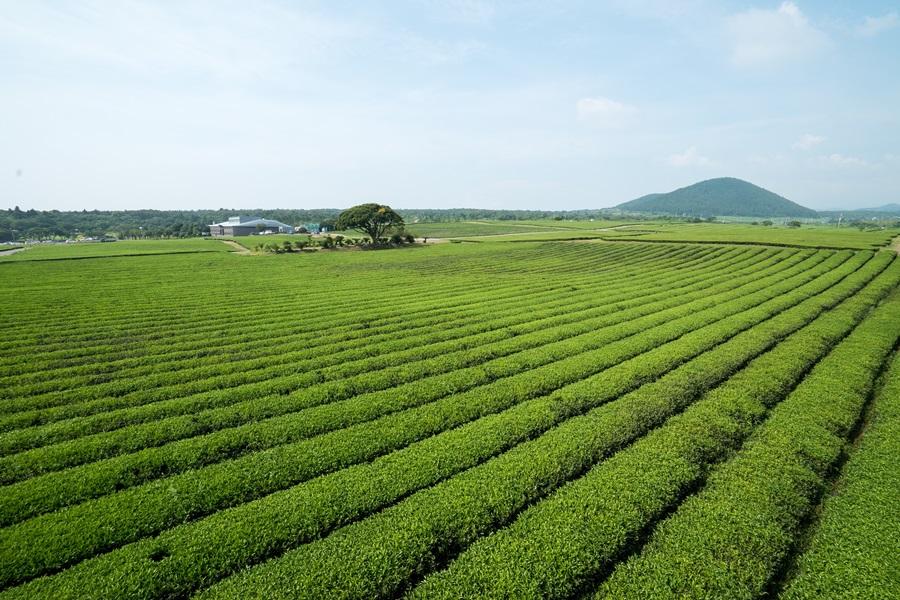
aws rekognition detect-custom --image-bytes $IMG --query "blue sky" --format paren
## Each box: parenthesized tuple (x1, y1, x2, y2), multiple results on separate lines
(2, 1, 899, 211)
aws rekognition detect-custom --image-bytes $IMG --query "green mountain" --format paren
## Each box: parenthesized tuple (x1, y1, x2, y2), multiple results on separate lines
(858, 203, 900, 213)
(617, 177, 818, 218)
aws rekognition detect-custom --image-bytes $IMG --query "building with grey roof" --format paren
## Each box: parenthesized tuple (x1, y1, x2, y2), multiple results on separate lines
(208, 216, 294, 236)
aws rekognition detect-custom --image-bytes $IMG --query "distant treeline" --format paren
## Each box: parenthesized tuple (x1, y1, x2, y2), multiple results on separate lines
(818, 210, 900, 221)
(6, 206, 893, 241)
(0, 207, 634, 240)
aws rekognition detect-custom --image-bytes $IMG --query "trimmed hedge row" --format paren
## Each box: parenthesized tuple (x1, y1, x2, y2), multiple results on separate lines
(1, 241, 597, 337)
(0, 246, 738, 432)
(188, 253, 892, 600)
(779, 347, 900, 599)
(0, 248, 812, 524)
(0, 248, 835, 588)
(0, 243, 679, 413)
(594, 278, 900, 599)
(407, 254, 900, 599)
(0, 248, 768, 465)
(0, 242, 659, 364)
(0, 249, 781, 460)
(0, 243, 679, 401)
(0, 246, 788, 485)
(0, 250, 870, 597)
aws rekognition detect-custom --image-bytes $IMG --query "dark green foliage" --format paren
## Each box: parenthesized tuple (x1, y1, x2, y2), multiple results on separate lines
(334, 204, 404, 243)
(1, 208, 644, 241)
(0, 208, 341, 240)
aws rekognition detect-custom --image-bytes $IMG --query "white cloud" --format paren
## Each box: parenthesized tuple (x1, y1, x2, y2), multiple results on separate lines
(609, 0, 707, 21)
(726, 2, 827, 67)
(748, 152, 787, 165)
(857, 12, 899, 37)
(793, 133, 825, 150)
(819, 153, 870, 167)
(576, 97, 638, 128)
(0, 1, 364, 85)
(667, 146, 711, 167)
(390, 35, 486, 65)
(423, 0, 496, 25)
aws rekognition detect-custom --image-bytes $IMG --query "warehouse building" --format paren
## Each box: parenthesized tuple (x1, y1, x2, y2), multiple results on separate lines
(208, 216, 294, 236)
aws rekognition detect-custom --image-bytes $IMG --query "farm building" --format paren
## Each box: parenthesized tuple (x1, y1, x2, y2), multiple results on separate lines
(209, 216, 294, 236)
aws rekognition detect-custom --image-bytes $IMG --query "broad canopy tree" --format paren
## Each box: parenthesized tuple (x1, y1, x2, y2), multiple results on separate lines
(335, 203, 404, 243)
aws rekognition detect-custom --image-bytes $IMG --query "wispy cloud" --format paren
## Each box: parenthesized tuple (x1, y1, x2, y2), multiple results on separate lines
(609, 0, 708, 21)
(390, 35, 486, 65)
(793, 133, 825, 150)
(422, 0, 496, 25)
(0, 1, 364, 86)
(576, 97, 638, 128)
(1, 1, 897, 211)
(748, 152, 787, 165)
(726, 2, 827, 67)
(818, 153, 871, 168)
(667, 146, 711, 167)
(856, 12, 899, 37)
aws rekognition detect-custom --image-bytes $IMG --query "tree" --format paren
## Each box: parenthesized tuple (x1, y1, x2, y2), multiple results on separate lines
(335, 204, 404, 244)
(787, 220, 802, 228)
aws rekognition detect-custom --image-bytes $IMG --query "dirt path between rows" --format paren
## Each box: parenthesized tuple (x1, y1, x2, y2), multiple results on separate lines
(0, 247, 26, 256)
(220, 240, 252, 255)
(891, 236, 900, 254)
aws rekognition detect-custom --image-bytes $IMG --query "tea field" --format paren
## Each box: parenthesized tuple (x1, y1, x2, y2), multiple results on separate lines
(1, 237, 898, 598)
(0, 239, 228, 262)
(598, 222, 899, 249)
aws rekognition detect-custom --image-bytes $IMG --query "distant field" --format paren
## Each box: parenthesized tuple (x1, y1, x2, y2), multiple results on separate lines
(222, 223, 555, 244)
(224, 220, 635, 249)
(405, 219, 630, 238)
(2, 238, 898, 598)
(458, 229, 612, 242)
(0, 239, 228, 262)
(514, 219, 638, 230)
(406, 221, 562, 237)
(601, 222, 898, 250)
